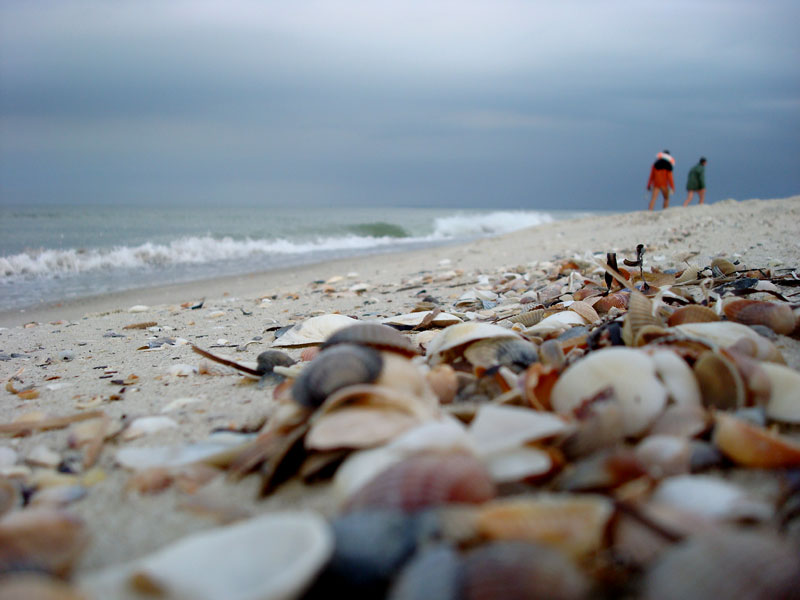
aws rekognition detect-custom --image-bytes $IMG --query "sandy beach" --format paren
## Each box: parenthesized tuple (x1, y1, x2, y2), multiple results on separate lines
(1, 196, 799, 598)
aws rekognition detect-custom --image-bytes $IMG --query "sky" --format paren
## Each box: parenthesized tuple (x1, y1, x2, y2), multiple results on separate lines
(1, 0, 798, 211)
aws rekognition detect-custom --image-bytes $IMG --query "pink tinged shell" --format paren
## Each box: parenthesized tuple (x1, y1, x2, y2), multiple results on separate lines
(551, 347, 667, 436)
(723, 299, 796, 335)
(343, 451, 496, 513)
(644, 529, 800, 600)
(474, 494, 614, 560)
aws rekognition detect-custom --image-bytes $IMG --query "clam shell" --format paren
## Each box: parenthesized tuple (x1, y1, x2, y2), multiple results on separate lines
(460, 541, 590, 600)
(82, 512, 332, 600)
(292, 344, 383, 408)
(763, 361, 800, 423)
(692, 351, 745, 410)
(559, 397, 626, 458)
(648, 349, 702, 406)
(380, 311, 462, 330)
(508, 309, 546, 327)
(306, 405, 424, 452)
(651, 474, 773, 522)
(551, 347, 668, 436)
(567, 300, 600, 324)
(666, 304, 720, 327)
(387, 544, 461, 600)
(481, 446, 554, 484)
(593, 291, 629, 314)
(524, 310, 586, 337)
(322, 322, 419, 356)
(426, 364, 459, 405)
(426, 323, 521, 366)
(462, 337, 539, 372)
(713, 412, 800, 468)
(644, 529, 800, 600)
(344, 451, 496, 512)
(271, 314, 358, 347)
(673, 321, 784, 363)
(635, 435, 692, 478)
(474, 494, 614, 559)
(723, 299, 796, 335)
(710, 257, 737, 275)
(468, 405, 573, 456)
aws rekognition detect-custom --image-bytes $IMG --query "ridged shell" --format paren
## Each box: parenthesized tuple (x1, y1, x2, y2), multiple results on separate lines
(344, 451, 496, 513)
(292, 344, 383, 408)
(713, 412, 800, 468)
(272, 314, 358, 347)
(593, 291, 629, 314)
(462, 337, 539, 372)
(460, 541, 590, 600)
(644, 529, 800, 600)
(710, 257, 737, 275)
(674, 265, 702, 284)
(426, 323, 521, 366)
(622, 292, 662, 346)
(692, 351, 745, 410)
(723, 299, 796, 335)
(666, 305, 720, 327)
(322, 323, 419, 356)
(474, 494, 614, 559)
(508, 309, 546, 327)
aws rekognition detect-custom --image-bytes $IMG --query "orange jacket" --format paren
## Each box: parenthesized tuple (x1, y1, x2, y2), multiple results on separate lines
(648, 166, 674, 190)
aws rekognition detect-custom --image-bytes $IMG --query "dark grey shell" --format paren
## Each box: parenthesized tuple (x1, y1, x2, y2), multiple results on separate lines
(463, 337, 539, 372)
(256, 350, 296, 375)
(321, 323, 418, 357)
(292, 344, 383, 408)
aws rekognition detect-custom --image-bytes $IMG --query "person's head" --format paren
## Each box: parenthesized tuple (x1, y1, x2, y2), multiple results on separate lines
(699, 157, 707, 165)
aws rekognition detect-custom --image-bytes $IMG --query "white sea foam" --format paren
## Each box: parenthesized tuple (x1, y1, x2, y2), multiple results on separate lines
(0, 210, 554, 280)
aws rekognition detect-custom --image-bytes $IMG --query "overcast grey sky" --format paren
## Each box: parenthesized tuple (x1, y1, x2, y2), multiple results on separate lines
(1, 1, 798, 210)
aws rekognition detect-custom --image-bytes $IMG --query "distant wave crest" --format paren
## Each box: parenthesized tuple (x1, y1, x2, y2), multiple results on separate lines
(0, 210, 554, 280)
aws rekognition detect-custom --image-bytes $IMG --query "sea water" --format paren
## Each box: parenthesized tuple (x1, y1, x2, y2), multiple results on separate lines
(0, 204, 593, 312)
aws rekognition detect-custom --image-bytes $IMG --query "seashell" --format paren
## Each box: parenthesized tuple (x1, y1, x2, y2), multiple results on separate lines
(481, 446, 555, 484)
(567, 300, 600, 324)
(635, 435, 692, 478)
(673, 321, 784, 363)
(387, 544, 461, 600)
(692, 351, 745, 410)
(322, 322, 419, 356)
(0, 574, 88, 600)
(648, 349, 702, 406)
(161, 396, 203, 413)
(763, 361, 800, 423)
(122, 416, 178, 441)
(666, 304, 720, 327)
(555, 447, 646, 492)
(649, 404, 709, 438)
(521, 363, 560, 411)
(0, 476, 17, 517)
(593, 291, 629, 314)
(622, 292, 663, 346)
(0, 446, 17, 468)
(674, 264, 702, 284)
(255, 350, 296, 375)
(723, 299, 796, 335)
(551, 347, 668, 436)
(128, 304, 150, 313)
(475, 493, 614, 559)
(508, 308, 545, 327)
(344, 451, 496, 512)
(115, 434, 255, 471)
(651, 474, 773, 522)
(644, 529, 800, 600)
(271, 314, 358, 347)
(0, 509, 89, 577)
(537, 339, 565, 370)
(374, 352, 438, 409)
(559, 397, 626, 458)
(468, 405, 573, 456)
(381, 311, 462, 330)
(300, 346, 320, 362)
(712, 412, 800, 468)
(710, 257, 737, 275)
(426, 322, 521, 366)
(26, 445, 62, 469)
(426, 364, 459, 404)
(291, 344, 383, 408)
(463, 337, 539, 373)
(30, 484, 88, 508)
(524, 310, 587, 337)
(82, 512, 333, 600)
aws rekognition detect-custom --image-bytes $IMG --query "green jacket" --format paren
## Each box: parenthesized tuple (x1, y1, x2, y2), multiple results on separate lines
(686, 163, 705, 191)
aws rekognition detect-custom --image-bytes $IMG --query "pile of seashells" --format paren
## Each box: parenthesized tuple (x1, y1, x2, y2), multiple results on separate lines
(4, 249, 800, 599)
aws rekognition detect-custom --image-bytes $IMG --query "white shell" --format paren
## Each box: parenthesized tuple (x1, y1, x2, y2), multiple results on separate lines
(81, 512, 332, 600)
(271, 314, 358, 347)
(26, 445, 62, 469)
(167, 364, 197, 377)
(648, 349, 702, 406)
(673, 321, 781, 362)
(122, 416, 178, 441)
(635, 435, 692, 478)
(551, 348, 667, 436)
(483, 446, 552, 483)
(651, 474, 774, 522)
(161, 397, 203, 413)
(524, 310, 587, 336)
(763, 362, 800, 423)
(380, 311, 463, 328)
(115, 434, 255, 470)
(128, 305, 150, 313)
(0, 446, 18, 468)
(468, 405, 573, 456)
(425, 322, 520, 365)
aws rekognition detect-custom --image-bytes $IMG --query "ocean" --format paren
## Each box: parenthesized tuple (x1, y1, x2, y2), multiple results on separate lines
(0, 204, 594, 312)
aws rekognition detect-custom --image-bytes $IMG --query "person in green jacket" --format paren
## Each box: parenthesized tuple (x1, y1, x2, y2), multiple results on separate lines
(683, 157, 707, 206)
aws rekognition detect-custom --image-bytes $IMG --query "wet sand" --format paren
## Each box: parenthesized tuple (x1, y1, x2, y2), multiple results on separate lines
(1, 196, 799, 596)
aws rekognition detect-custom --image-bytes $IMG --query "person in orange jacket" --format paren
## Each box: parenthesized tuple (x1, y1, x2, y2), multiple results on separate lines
(647, 150, 675, 210)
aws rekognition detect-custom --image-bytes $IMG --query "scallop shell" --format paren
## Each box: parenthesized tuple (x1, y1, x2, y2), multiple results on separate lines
(551, 347, 668, 436)
(81, 512, 333, 600)
(462, 337, 539, 372)
(763, 361, 800, 423)
(692, 351, 745, 410)
(425, 323, 521, 366)
(380, 311, 462, 330)
(271, 314, 358, 347)
(666, 305, 720, 327)
(524, 310, 587, 337)
(508, 309, 546, 327)
(723, 299, 796, 335)
(622, 292, 662, 346)
(474, 494, 614, 559)
(321, 322, 419, 356)
(712, 412, 800, 468)
(344, 451, 496, 512)
(644, 529, 800, 600)
(291, 344, 383, 408)
(674, 265, 702, 284)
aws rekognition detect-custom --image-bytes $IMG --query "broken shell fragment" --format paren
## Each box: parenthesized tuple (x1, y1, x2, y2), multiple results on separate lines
(272, 314, 358, 347)
(712, 412, 800, 468)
